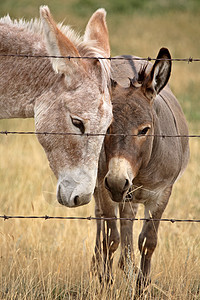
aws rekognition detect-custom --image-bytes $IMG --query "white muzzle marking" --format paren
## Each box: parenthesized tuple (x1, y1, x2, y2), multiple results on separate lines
(57, 167, 97, 207)
(105, 157, 135, 202)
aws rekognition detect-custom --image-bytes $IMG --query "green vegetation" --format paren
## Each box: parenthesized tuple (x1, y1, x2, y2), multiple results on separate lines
(72, 0, 200, 16)
(1, 0, 200, 18)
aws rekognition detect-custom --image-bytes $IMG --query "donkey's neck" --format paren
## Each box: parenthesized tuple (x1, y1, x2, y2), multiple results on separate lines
(0, 23, 60, 119)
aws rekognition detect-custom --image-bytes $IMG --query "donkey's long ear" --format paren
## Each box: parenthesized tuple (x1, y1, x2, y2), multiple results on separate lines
(84, 8, 110, 57)
(143, 48, 171, 101)
(40, 6, 86, 77)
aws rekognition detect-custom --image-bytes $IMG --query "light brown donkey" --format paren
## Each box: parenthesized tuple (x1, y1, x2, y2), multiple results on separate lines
(0, 6, 112, 207)
(93, 48, 189, 296)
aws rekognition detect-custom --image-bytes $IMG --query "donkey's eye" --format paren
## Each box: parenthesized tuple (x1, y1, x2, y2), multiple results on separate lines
(71, 117, 85, 134)
(138, 127, 150, 136)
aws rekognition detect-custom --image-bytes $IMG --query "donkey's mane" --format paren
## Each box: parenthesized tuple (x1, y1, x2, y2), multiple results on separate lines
(137, 63, 148, 83)
(130, 63, 148, 88)
(0, 14, 110, 91)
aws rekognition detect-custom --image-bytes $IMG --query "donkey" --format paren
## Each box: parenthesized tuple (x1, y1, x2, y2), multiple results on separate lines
(93, 48, 190, 296)
(0, 6, 112, 208)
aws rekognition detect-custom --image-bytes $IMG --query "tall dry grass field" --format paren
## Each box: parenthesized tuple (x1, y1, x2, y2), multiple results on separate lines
(0, 2, 200, 299)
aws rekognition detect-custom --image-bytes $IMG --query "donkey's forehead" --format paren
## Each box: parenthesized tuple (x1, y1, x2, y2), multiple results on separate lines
(61, 85, 110, 115)
(112, 87, 153, 127)
(113, 84, 146, 101)
(113, 87, 151, 113)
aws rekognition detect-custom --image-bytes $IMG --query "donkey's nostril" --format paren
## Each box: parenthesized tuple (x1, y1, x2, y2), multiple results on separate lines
(104, 177, 110, 191)
(74, 195, 79, 206)
(57, 185, 64, 205)
(123, 179, 130, 192)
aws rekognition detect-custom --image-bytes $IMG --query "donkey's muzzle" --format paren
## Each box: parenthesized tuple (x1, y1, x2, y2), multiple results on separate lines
(104, 175, 132, 202)
(57, 181, 92, 207)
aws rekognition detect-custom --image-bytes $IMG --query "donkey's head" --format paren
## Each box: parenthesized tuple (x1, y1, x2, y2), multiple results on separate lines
(104, 48, 171, 202)
(35, 6, 112, 207)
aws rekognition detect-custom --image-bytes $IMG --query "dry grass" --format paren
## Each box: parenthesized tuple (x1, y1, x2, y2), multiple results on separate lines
(0, 127, 199, 299)
(0, 6, 200, 300)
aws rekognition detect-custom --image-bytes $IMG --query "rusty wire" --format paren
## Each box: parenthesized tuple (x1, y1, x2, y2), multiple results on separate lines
(0, 214, 200, 223)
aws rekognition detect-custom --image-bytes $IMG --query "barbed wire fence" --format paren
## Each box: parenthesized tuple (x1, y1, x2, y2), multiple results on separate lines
(0, 53, 199, 224)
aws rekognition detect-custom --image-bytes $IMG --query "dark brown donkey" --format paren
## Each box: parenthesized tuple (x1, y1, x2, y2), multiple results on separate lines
(93, 48, 190, 296)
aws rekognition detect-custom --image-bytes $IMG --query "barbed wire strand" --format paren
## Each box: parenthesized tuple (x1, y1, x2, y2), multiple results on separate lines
(0, 215, 199, 223)
(0, 53, 199, 63)
(0, 130, 199, 138)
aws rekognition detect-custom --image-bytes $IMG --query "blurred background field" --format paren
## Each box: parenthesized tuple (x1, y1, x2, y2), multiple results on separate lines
(0, 1, 200, 299)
